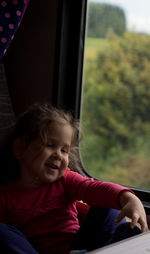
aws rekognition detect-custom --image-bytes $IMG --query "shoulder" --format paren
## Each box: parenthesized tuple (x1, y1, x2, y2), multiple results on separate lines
(62, 167, 94, 187)
(0, 182, 11, 205)
(63, 167, 86, 180)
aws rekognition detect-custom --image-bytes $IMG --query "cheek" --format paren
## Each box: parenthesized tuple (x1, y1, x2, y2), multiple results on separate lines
(61, 157, 68, 170)
(59, 168, 67, 179)
(65, 156, 69, 166)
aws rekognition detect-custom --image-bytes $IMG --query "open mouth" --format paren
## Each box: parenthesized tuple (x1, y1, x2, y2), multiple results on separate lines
(45, 162, 59, 170)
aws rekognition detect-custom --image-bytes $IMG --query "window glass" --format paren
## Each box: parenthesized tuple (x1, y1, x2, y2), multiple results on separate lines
(80, 0, 150, 189)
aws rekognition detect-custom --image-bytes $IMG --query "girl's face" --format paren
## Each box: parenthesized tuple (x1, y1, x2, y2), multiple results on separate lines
(15, 122, 73, 188)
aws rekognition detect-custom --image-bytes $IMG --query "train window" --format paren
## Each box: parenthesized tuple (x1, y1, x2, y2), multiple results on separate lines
(80, 0, 150, 190)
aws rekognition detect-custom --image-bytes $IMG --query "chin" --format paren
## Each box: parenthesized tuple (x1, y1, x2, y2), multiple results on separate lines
(43, 173, 62, 184)
(44, 175, 58, 183)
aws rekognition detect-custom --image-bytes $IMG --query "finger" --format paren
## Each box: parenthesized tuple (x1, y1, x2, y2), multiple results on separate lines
(138, 217, 148, 232)
(130, 213, 139, 229)
(115, 210, 125, 222)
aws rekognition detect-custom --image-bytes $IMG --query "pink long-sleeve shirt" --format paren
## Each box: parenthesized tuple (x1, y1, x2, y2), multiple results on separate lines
(0, 168, 130, 254)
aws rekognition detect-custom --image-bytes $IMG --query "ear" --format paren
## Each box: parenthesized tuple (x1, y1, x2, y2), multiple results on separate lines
(12, 138, 26, 159)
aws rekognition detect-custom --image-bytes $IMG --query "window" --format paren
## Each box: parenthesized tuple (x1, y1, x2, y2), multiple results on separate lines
(80, 0, 150, 190)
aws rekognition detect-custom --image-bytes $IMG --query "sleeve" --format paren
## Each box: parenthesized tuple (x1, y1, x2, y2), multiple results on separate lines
(63, 168, 133, 210)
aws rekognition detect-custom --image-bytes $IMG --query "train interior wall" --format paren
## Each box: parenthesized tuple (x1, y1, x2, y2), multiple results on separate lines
(2, 0, 58, 116)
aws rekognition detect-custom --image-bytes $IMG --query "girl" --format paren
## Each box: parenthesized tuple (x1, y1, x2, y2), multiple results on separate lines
(0, 103, 148, 254)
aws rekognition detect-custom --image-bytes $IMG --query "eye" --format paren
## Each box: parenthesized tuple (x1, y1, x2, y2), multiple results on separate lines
(47, 143, 53, 148)
(61, 148, 68, 153)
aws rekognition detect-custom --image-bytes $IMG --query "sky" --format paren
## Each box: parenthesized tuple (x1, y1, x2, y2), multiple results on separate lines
(90, 0, 150, 34)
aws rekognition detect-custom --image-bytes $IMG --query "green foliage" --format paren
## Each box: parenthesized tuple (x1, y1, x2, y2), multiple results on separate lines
(87, 2, 126, 38)
(81, 32, 150, 189)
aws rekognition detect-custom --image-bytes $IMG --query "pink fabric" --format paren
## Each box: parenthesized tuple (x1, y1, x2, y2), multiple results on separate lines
(0, 0, 30, 60)
(0, 168, 131, 254)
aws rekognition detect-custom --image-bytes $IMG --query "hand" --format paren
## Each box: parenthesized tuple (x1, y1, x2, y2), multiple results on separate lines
(115, 190, 148, 232)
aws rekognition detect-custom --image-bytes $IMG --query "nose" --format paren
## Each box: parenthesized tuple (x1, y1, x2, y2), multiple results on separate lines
(52, 148, 62, 160)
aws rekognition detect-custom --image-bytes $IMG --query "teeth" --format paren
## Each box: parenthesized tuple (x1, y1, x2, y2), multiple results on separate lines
(45, 163, 58, 169)
(51, 165, 56, 169)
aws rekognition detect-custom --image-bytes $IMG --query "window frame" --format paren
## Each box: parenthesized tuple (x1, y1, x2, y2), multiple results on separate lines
(53, 0, 87, 119)
(53, 0, 150, 214)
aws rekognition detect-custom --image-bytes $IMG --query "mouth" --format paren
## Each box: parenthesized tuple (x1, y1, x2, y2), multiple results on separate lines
(45, 162, 59, 170)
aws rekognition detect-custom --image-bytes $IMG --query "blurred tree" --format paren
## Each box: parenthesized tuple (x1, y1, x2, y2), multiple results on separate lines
(87, 2, 126, 38)
(82, 32, 150, 172)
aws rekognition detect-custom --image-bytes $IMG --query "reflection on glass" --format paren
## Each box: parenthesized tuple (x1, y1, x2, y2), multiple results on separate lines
(81, 0, 150, 189)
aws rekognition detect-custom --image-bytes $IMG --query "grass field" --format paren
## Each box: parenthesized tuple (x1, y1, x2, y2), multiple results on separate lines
(84, 37, 108, 59)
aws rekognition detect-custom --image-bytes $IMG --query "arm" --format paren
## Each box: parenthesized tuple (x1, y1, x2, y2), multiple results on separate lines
(116, 190, 148, 232)
(64, 168, 132, 209)
(64, 169, 148, 231)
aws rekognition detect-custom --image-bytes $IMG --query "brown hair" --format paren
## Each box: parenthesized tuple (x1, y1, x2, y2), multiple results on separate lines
(13, 103, 80, 148)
